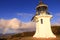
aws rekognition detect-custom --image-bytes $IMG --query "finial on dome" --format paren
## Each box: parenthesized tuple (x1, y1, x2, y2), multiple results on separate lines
(39, 0, 43, 4)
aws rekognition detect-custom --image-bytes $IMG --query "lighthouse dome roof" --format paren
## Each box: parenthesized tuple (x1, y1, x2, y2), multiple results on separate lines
(36, 2, 48, 9)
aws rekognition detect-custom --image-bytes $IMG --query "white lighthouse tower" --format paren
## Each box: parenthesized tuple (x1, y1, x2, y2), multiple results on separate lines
(32, 0, 56, 38)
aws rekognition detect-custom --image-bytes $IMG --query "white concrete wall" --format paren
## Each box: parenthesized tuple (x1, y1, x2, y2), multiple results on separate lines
(33, 15, 56, 38)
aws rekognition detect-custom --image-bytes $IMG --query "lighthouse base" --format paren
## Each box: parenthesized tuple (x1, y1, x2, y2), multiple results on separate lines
(33, 15, 56, 38)
(33, 16, 56, 38)
(33, 24, 56, 38)
(33, 34, 56, 38)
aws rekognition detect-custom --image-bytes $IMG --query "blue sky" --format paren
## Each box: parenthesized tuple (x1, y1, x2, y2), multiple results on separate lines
(0, 0, 60, 24)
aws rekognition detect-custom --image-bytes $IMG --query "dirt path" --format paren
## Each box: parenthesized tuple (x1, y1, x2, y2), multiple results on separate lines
(20, 37, 60, 40)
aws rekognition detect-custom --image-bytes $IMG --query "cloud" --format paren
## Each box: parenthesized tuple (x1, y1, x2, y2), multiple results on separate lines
(51, 12, 60, 26)
(17, 13, 34, 17)
(21, 22, 35, 28)
(51, 19, 60, 26)
(7, 18, 21, 29)
(55, 13, 60, 16)
(0, 18, 35, 34)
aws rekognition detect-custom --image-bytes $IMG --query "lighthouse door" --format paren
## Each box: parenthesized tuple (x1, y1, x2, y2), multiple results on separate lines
(41, 19, 43, 24)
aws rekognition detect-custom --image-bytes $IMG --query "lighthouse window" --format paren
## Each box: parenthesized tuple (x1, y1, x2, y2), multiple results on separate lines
(41, 19, 43, 24)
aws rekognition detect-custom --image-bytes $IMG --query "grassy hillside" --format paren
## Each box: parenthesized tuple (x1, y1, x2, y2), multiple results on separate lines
(52, 26, 60, 35)
(0, 26, 60, 40)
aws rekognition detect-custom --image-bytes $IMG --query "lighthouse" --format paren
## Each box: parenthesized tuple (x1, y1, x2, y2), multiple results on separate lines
(32, 0, 56, 38)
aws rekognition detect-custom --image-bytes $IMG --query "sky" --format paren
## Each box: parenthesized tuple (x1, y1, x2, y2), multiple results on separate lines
(0, 0, 60, 24)
(0, 0, 60, 34)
